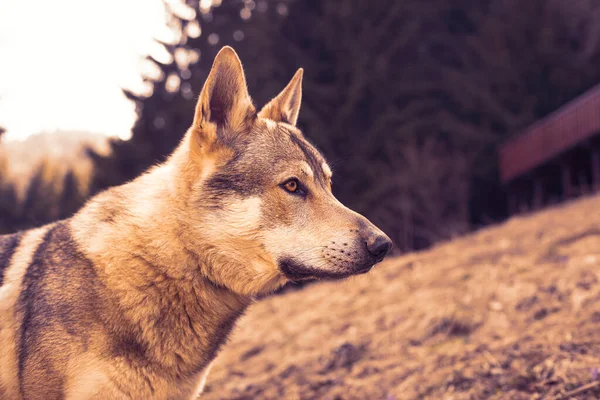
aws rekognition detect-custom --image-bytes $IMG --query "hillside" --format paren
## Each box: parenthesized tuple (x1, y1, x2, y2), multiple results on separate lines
(202, 195, 600, 400)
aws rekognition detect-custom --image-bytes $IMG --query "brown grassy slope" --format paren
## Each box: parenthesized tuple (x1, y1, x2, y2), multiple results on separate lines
(202, 195, 600, 400)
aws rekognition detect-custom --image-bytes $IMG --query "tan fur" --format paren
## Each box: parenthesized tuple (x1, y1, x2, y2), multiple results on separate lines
(0, 46, 391, 399)
(190, 361, 213, 400)
(322, 162, 333, 179)
(63, 355, 112, 399)
(0, 225, 52, 397)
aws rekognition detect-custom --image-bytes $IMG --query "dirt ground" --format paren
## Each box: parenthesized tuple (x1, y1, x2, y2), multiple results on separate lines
(201, 196, 600, 400)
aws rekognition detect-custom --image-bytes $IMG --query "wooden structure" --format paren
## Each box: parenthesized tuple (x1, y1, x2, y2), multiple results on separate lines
(499, 84, 600, 213)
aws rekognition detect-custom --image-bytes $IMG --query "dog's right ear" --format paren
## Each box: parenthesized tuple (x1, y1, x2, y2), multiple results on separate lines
(191, 46, 256, 152)
(258, 68, 303, 126)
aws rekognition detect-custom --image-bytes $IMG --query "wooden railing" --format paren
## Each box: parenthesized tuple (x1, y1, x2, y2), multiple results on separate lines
(499, 84, 600, 184)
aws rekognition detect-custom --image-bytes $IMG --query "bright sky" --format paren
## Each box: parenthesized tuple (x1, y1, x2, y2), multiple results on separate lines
(0, 0, 175, 141)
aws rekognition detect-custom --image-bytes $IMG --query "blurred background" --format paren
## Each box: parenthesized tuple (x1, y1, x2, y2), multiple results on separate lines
(2, 0, 600, 251)
(4, 2, 600, 397)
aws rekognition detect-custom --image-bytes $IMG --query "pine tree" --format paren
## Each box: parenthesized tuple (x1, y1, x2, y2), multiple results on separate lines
(0, 156, 19, 234)
(90, 0, 253, 190)
(20, 161, 61, 230)
(58, 170, 85, 220)
(88, 0, 600, 250)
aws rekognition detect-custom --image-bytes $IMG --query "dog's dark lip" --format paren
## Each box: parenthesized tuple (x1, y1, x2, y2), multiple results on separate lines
(356, 264, 374, 274)
(279, 259, 314, 280)
(279, 258, 376, 281)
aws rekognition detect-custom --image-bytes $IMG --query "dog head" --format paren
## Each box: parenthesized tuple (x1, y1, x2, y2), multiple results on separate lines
(174, 47, 392, 295)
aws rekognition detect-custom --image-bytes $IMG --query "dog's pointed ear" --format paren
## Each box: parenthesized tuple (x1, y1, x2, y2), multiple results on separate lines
(192, 46, 255, 148)
(258, 68, 303, 126)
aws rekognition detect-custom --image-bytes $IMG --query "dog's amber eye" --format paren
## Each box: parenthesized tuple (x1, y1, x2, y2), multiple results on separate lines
(281, 178, 307, 197)
(283, 179, 299, 193)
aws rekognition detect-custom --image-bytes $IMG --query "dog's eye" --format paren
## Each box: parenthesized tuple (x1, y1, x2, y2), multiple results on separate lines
(283, 179, 299, 193)
(281, 178, 304, 195)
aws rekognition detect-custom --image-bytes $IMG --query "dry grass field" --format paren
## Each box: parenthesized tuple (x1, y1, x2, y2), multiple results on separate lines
(202, 195, 600, 400)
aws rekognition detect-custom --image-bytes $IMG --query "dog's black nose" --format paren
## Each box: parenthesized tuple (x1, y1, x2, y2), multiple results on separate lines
(366, 234, 393, 261)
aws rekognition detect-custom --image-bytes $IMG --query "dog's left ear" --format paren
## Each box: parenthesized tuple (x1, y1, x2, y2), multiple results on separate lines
(258, 68, 303, 126)
(192, 46, 256, 150)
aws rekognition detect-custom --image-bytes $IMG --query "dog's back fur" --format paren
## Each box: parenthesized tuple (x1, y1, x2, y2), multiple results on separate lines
(0, 47, 391, 399)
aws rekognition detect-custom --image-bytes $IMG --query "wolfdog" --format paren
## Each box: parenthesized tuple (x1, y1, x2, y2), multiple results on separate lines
(0, 46, 392, 399)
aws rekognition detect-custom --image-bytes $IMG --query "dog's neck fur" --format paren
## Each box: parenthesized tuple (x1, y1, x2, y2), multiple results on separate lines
(69, 143, 255, 380)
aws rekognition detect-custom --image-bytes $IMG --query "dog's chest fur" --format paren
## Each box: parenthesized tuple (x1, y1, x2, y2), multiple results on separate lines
(0, 220, 250, 399)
